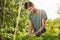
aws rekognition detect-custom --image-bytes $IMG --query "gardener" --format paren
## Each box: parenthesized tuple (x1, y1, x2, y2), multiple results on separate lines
(24, 2, 47, 37)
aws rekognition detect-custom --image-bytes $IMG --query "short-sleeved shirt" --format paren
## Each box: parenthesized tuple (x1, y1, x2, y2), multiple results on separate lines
(29, 9, 47, 33)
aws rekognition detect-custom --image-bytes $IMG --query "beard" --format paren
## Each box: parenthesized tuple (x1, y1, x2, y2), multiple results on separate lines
(29, 8, 34, 13)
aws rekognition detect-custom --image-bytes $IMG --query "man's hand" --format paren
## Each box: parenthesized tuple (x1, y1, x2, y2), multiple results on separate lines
(28, 34, 32, 37)
(32, 34, 36, 37)
(28, 34, 36, 37)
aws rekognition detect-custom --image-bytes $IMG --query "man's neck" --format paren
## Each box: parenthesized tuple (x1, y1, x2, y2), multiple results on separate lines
(31, 8, 40, 14)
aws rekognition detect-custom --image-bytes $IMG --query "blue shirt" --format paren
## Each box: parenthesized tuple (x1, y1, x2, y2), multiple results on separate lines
(29, 9, 47, 33)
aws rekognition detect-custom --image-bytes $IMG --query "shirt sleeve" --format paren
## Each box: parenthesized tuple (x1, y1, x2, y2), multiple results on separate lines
(29, 14, 32, 20)
(41, 10, 47, 20)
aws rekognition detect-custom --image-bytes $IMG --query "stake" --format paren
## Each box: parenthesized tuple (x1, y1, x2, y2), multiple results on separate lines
(13, 0, 23, 40)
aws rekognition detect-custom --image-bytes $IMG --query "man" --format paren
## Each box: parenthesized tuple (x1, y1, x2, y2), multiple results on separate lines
(24, 2, 47, 37)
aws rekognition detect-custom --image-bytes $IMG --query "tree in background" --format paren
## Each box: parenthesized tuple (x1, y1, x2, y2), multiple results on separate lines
(0, 0, 29, 40)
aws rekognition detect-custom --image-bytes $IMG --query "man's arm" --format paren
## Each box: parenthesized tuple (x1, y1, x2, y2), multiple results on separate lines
(33, 19, 46, 35)
(28, 20, 33, 35)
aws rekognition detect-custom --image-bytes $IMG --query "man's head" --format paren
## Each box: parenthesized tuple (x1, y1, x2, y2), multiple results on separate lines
(24, 2, 34, 13)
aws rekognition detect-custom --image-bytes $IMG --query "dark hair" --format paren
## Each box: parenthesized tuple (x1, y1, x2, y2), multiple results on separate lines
(24, 2, 33, 9)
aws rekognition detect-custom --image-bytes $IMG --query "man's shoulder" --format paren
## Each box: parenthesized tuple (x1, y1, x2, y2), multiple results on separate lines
(40, 9, 45, 12)
(38, 9, 45, 14)
(29, 14, 31, 17)
(40, 9, 46, 15)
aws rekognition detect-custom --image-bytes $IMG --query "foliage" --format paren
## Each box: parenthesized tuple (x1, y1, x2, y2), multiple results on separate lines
(0, 0, 60, 40)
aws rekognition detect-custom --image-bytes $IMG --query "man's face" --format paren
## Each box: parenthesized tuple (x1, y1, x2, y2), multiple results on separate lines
(27, 7, 34, 13)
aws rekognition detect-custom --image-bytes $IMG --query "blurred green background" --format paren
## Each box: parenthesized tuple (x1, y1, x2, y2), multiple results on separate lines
(0, 0, 60, 40)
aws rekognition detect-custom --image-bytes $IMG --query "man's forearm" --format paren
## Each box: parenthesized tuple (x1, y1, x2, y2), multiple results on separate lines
(34, 19, 46, 35)
(28, 26, 32, 34)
